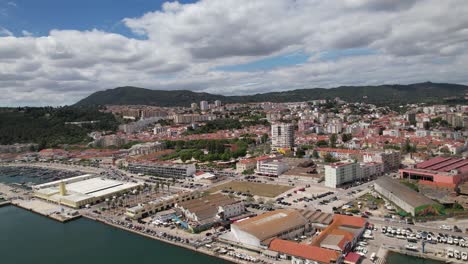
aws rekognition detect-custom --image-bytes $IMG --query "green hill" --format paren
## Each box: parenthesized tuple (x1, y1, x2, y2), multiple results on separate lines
(74, 82, 468, 107)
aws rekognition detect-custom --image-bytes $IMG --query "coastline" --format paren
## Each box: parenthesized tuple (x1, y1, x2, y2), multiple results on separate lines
(82, 214, 239, 264)
(0, 200, 11, 207)
(383, 244, 447, 264)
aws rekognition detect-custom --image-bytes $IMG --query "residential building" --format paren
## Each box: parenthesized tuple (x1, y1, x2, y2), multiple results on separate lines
(127, 162, 196, 178)
(128, 142, 165, 156)
(200, 100, 209, 111)
(382, 129, 401, 137)
(215, 100, 222, 107)
(271, 122, 295, 150)
(359, 162, 384, 179)
(324, 162, 361, 188)
(172, 114, 216, 124)
(236, 159, 257, 174)
(363, 150, 401, 172)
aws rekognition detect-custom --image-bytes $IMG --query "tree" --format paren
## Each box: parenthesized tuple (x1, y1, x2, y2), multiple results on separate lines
(329, 134, 337, 148)
(261, 133, 269, 144)
(323, 153, 337, 163)
(312, 150, 319, 159)
(403, 138, 416, 154)
(341, 133, 352, 143)
(316, 140, 328, 147)
(296, 148, 305, 158)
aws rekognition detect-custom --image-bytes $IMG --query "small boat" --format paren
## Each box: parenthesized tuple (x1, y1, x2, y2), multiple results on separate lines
(405, 244, 418, 251)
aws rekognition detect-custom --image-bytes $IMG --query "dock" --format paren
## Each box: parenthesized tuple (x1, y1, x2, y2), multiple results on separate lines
(0, 200, 11, 207)
(12, 199, 81, 223)
(383, 244, 453, 263)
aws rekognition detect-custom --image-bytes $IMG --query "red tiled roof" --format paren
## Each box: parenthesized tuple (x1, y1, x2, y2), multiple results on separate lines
(416, 157, 468, 173)
(315, 148, 361, 154)
(269, 239, 340, 264)
(333, 214, 367, 228)
(344, 252, 361, 263)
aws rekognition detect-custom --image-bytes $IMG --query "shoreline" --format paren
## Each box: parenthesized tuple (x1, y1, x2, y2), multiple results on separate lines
(2, 203, 239, 264)
(384, 245, 449, 264)
(0, 200, 11, 207)
(82, 214, 239, 264)
(11, 202, 82, 223)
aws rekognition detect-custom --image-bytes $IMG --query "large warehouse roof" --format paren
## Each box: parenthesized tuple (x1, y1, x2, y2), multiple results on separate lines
(233, 209, 307, 243)
(416, 157, 468, 173)
(375, 177, 437, 208)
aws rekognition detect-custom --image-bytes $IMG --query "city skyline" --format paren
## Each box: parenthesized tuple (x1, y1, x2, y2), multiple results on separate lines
(1, 0, 468, 106)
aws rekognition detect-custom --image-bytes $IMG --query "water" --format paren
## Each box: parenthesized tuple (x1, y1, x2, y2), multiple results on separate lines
(0, 206, 228, 264)
(387, 251, 443, 264)
(0, 166, 81, 185)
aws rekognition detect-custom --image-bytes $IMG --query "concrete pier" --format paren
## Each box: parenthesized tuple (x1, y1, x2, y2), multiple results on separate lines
(12, 199, 81, 223)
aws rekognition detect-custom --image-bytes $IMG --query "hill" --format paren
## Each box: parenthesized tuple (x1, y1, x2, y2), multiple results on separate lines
(0, 106, 118, 148)
(74, 82, 468, 107)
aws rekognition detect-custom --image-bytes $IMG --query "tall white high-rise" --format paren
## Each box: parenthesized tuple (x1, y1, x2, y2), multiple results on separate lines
(215, 100, 222, 107)
(200, 101, 209, 111)
(271, 122, 294, 150)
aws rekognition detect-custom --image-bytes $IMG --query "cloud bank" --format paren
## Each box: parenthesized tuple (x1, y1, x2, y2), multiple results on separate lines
(1, 0, 468, 105)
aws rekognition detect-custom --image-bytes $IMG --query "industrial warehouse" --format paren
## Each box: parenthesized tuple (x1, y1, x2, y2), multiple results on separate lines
(374, 176, 441, 216)
(33, 174, 141, 208)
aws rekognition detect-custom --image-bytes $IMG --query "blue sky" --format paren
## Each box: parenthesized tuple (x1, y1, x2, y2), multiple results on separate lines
(0, 0, 467, 106)
(0, 0, 195, 37)
(0, 0, 366, 72)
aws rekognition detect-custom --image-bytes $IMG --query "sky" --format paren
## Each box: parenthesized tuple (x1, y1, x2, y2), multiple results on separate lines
(1, 0, 468, 106)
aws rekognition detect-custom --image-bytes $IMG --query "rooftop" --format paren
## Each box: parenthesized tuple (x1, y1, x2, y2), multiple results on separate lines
(233, 209, 308, 243)
(415, 157, 468, 174)
(375, 177, 438, 209)
(269, 239, 340, 264)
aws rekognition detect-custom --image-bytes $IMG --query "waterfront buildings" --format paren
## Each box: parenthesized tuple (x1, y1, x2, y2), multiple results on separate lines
(267, 214, 367, 264)
(268, 239, 342, 264)
(125, 191, 200, 219)
(127, 162, 196, 178)
(271, 122, 294, 150)
(175, 193, 244, 232)
(374, 176, 440, 216)
(34, 174, 141, 208)
(228, 209, 312, 248)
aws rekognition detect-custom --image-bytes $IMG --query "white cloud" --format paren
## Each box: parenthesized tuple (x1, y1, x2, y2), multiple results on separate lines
(1, 0, 468, 106)
(21, 30, 33, 37)
(0, 26, 12, 36)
